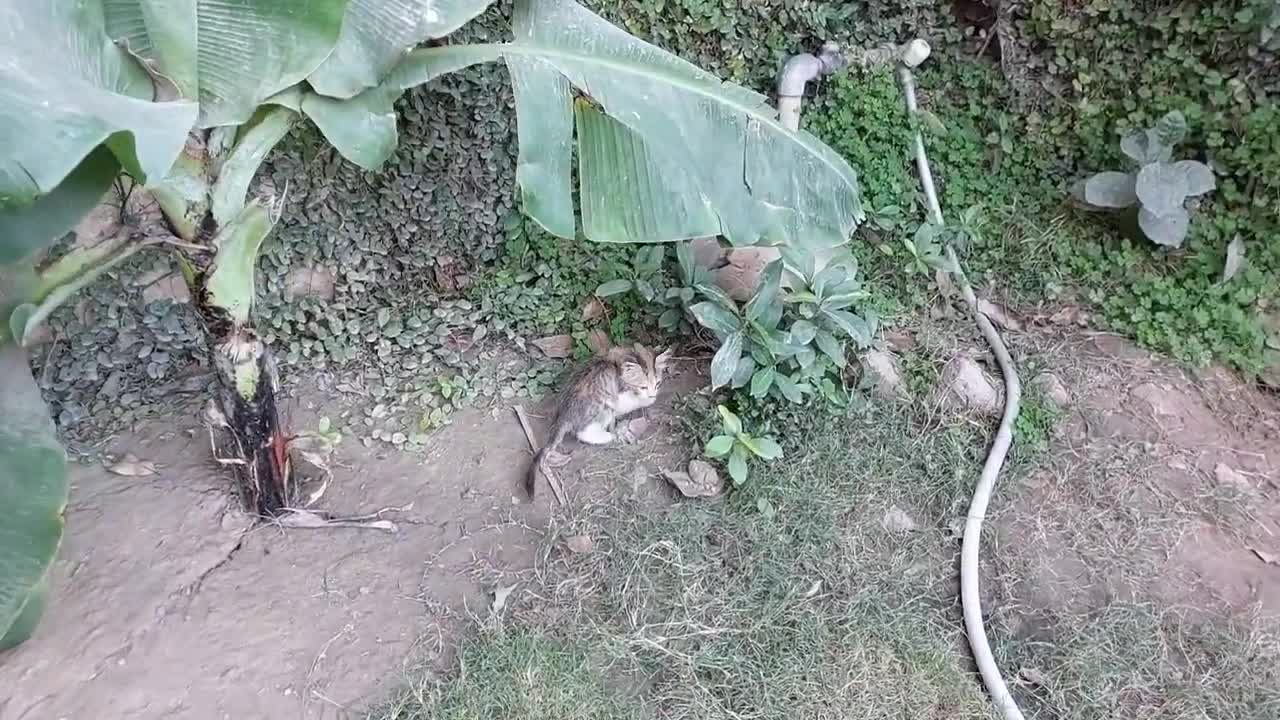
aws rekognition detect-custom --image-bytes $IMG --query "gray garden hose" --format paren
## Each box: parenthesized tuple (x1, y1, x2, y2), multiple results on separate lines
(896, 50, 1027, 720)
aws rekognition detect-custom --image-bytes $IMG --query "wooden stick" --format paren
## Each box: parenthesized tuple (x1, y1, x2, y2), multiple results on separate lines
(512, 405, 566, 506)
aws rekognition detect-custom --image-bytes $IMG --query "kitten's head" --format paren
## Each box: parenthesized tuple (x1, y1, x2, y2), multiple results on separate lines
(618, 343, 672, 402)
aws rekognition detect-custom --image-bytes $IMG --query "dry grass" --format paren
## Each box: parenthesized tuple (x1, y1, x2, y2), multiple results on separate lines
(372, 338, 1280, 720)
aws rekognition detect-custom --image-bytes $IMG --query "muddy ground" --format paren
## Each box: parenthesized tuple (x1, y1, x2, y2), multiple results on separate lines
(1, 332, 1278, 720)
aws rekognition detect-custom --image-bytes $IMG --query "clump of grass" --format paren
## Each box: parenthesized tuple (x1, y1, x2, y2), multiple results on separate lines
(376, 629, 643, 720)
(995, 603, 1280, 719)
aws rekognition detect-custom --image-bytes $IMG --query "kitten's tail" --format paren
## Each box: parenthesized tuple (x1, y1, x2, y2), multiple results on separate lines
(526, 425, 568, 498)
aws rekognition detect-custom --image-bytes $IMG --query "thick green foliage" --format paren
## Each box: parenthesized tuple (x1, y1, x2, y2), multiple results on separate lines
(805, 0, 1278, 371)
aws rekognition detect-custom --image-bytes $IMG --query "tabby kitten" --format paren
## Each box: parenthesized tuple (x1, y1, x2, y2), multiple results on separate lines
(525, 343, 673, 497)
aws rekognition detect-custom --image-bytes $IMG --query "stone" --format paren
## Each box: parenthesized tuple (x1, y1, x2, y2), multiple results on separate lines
(940, 354, 1001, 416)
(1033, 372, 1071, 409)
(861, 350, 908, 401)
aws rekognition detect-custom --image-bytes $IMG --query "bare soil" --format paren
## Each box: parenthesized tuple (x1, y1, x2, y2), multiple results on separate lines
(0, 371, 699, 720)
(2, 335, 1278, 720)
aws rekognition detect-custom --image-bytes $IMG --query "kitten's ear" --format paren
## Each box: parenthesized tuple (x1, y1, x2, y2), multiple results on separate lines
(620, 361, 647, 386)
(654, 348, 673, 377)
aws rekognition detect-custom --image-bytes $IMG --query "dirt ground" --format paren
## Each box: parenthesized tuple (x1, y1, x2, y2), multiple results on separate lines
(0, 369, 698, 720)
(1, 333, 1278, 720)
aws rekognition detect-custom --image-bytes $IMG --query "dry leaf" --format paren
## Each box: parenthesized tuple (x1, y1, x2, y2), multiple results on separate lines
(1221, 235, 1245, 284)
(107, 453, 158, 477)
(581, 297, 605, 322)
(977, 298, 1022, 331)
(491, 584, 517, 615)
(566, 535, 595, 554)
(532, 334, 574, 359)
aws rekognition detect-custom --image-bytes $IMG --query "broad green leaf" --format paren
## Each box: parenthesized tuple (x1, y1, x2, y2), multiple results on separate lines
(1154, 111, 1188, 148)
(704, 434, 734, 458)
(811, 264, 848, 300)
(0, 344, 68, 650)
(773, 371, 804, 403)
(693, 282, 738, 313)
(1120, 129, 1171, 165)
(206, 201, 274, 324)
(717, 405, 742, 436)
(0, 147, 120, 265)
(823, 309, 874, 347)
(742, 435, 782, 460)
(383, 0, 864, 247)
(595, 279, 634, 297)
(1136, 161, 1216, 217)
(0, 2, 196, 209)
(730, 354, 756, 389)
(308, 0, 496, 98)
(301, 85, 400, 172)
(710, 332, 743, 390)
(744, 261, 783, 323)
(211, 106, 297, 227)
(1138, 206, 1191, 248)
(750, 365, 775, 398)
(101, 0, 347, 127)
(676, 241, 696, 283)
(1083, 171, 1138, 209)
(778, 246, 815, 283)
(788, 319, 817, 346)
(689, 301, 740, 337)
(727, 446, 749, 485)
(813, 329, 846, 368)
(576, 103, 720, 242)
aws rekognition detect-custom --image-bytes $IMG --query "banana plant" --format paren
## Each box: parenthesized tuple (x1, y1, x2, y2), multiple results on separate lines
(0, 0, 865, 647)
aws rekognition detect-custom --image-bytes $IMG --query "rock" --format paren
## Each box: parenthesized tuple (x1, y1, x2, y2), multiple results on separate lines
(884, 329, 917, 352)
(1213, 463, 1252, 493)
(662, 460, 724, 498)
(565, 535, 595, 554)
(1033, 372, 1071, 409)
(284, 265, 337, 301)
(716, 247, 777, 302)
(532, 334, 574, 359)
(882, 506, 919, 533)
(939, 354, 1001, 416)
(860, 350, 908, 401)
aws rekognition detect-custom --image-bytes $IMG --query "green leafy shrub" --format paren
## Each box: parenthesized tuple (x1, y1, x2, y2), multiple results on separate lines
(702, 405, 782, 486)
(1074, 111, 1217, 247)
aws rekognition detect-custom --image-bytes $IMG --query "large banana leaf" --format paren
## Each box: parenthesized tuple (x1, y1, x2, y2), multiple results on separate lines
(102, 0, 348, 127)
(307, 0, 864, 249)
(0, 344, 69, 650)
(0, 0, 197, 254)
(307, 0, 497, 98)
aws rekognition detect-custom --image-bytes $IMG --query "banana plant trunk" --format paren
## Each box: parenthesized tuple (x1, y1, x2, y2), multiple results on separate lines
(208, 324, 291, 515)
(159, 123, 296, 518)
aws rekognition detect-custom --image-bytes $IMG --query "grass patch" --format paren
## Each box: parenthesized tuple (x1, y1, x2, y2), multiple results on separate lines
(374, 385, 1280, 720)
